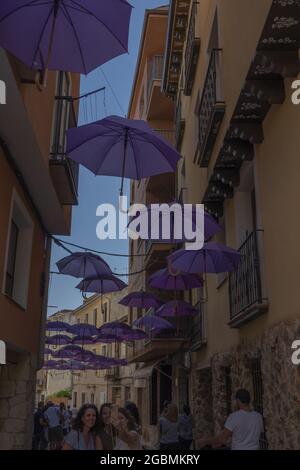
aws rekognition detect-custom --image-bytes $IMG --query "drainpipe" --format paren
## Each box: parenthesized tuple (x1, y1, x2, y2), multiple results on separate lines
(37, 235, 52, 370)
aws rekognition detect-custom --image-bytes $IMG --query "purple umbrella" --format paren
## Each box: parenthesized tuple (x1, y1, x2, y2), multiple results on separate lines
(0, 1, 132, 82)
(45, 334, 72, 346)
(72, 335, 95, 345)
(110, 358, 128, 366)
(156, 300, 197, 318)
(119, 291, 163, 310)
(128, 205, 220, 243)
(167, 243, 241, 274)
(133, 315, 174, 330)
(57, 252, 111, 279)
(76, 275, 127, 294)
(46, 321, 71, 332)
(44, 348, 53, 355)
(68, 323, 98, 337)
(148, 268, 203, 291)
(52, 345, 83, 359)
(67, 116, 181, 196)
(94, 334, 117, 344)
(98, 322, 145, 342)
(43, 359, 67, 369)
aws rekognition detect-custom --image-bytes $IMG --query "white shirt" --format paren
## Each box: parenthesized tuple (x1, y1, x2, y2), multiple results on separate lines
(225, 410, 264, 450)
(44, 406, 61, 428)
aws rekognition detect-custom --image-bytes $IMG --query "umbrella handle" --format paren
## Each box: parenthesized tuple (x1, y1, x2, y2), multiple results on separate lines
(167, 258, 181, 277)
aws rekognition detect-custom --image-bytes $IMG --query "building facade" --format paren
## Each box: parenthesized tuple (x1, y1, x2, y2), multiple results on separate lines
(0, 49, 80, 449)
(39, 289, 133, 412)
(162, 0, 300, 450)
(127, 0, 300, 450)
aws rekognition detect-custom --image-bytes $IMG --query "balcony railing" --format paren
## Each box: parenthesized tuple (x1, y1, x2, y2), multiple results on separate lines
(144, 308, 192, 344)
(196, 49, 225, 167)
(175, 99, 185, 151)
(184, 2, 200, 96)
(229, 230, 268, 327)
(147, 55, 164, 100)
(191, 302, 206, 351)
(49, 98, 79, 205)
(155, 129, 176, 147)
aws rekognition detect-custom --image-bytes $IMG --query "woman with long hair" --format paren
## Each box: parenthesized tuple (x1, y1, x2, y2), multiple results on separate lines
(111, 407, 142, 450)
(159, 403, 180, 450)
(62, 404, 103, 450)
(97, 403, 116, 450)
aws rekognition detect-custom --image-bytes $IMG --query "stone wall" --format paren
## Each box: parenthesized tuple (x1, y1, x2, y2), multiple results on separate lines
(191, 368, 214, 436)
(0, 353, 37, 450)
(192, 318, 300, 449)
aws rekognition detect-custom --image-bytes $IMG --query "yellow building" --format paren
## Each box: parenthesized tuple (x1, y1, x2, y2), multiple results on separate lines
(0, 48, 80, 449)
(161, 0, 300, 450)
(41, 289, 133, 411)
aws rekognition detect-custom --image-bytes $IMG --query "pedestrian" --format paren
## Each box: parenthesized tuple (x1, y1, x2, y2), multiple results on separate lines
(62, 404, 72, 436)
(159, 403, 180, 450)
(124, 401, 140, 431)
(196, 389, 264, 450)
(97, 403, 116, 450)
(43, 401, 64, 450)
(32, 402, 47, 450)
(161, 400, 170, 417)
(178, 405, 193, 450)
(62, 404, 103, 450)
(111, 407, 142, 450)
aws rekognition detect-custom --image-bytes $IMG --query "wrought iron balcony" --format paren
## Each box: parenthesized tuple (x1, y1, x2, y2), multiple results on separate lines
(195, 49, 225, 167)
(190, 301, 206, 351)
(128, 307, 192, 363)
(49, 98, 79, 205)
(147, 55, 164, 100)
(184, 2, 200, 96)
(229, 230, 268, 328)
(175, 98, 185, 151)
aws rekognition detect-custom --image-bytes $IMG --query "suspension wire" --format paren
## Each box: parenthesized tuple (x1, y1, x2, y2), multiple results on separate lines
(99, 68, 126, 117)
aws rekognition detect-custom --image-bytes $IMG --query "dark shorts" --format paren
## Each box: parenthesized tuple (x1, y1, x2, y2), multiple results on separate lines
(49, 426, 64, 443)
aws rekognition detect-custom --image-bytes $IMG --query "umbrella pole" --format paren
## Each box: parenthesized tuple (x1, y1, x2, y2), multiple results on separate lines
(202, 251, 208, 303)
(120, 129, 129, 212)
(36, 0, 60, 91)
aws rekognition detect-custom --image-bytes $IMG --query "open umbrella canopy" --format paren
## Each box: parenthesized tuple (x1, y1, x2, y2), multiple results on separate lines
(46, 321, 71, 332)
(156, 300, 197, 318)
(128, 205, 220, 243)
(0, 0, 132, 74)
(133, 314, 174, 330)
(167, 243, 241, 274)
(94, 334, 117, 344)
(148, 268, 203, 291)
(119, 291, 163, 310)
(45, 334, 72, 346)
(76, 274, 127, 294)
(52, 345, 82, 358)
(43, 359, 67, 369)
(67, 116, 181, 195)
(68, 323, 98, 337)
(44, 348, 53, 355)
(57, 252, 111, 278)
(72, 335, 95, 345)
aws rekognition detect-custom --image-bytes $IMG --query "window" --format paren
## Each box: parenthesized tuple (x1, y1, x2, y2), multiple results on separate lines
(77, 318, 80, 323)
(85, 313, 89, 323)
(3, 191, 34, 308)
(102, 345, 107, 356)
(91, 393, 95, 405)
(81, 393, 86, 406)
(73, 392, 77, 408)
(93, 308, 97, 326)
(102, 303, 108, 322)
(5, 221, 18, 297)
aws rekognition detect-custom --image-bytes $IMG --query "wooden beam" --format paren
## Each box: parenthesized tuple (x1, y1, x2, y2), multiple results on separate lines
(244, 79, 285, 104)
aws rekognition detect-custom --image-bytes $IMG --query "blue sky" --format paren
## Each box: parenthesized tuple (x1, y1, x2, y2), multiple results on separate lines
(48, 0, 169, 315)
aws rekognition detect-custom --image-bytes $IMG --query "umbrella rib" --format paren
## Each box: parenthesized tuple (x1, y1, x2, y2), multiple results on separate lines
(0, 0, 50, 24)
(67, 129, 120, 154)
(30, 4, 55, 69)
(68, 0, 129, 52)
(61, 3, 88, 74)
(127, 132, 140, 180)
(95, 134, 125, 175)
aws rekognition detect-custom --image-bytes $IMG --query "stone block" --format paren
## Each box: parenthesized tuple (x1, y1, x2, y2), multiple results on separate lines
(0, 432, 14, 450)
(0, 381, 16, 398)
(9, 402, 28, 420)
(16, 381, 26, 395)
(0, 399, 9, 419)
(4, 418, 25, 433)
(9, 394, 26, 408)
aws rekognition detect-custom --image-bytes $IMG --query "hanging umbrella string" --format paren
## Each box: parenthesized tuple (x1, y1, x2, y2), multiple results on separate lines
(120, 128, 129, 199)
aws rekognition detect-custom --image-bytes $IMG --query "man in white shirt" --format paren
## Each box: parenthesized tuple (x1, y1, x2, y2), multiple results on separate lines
(197, 389, 264, 450)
